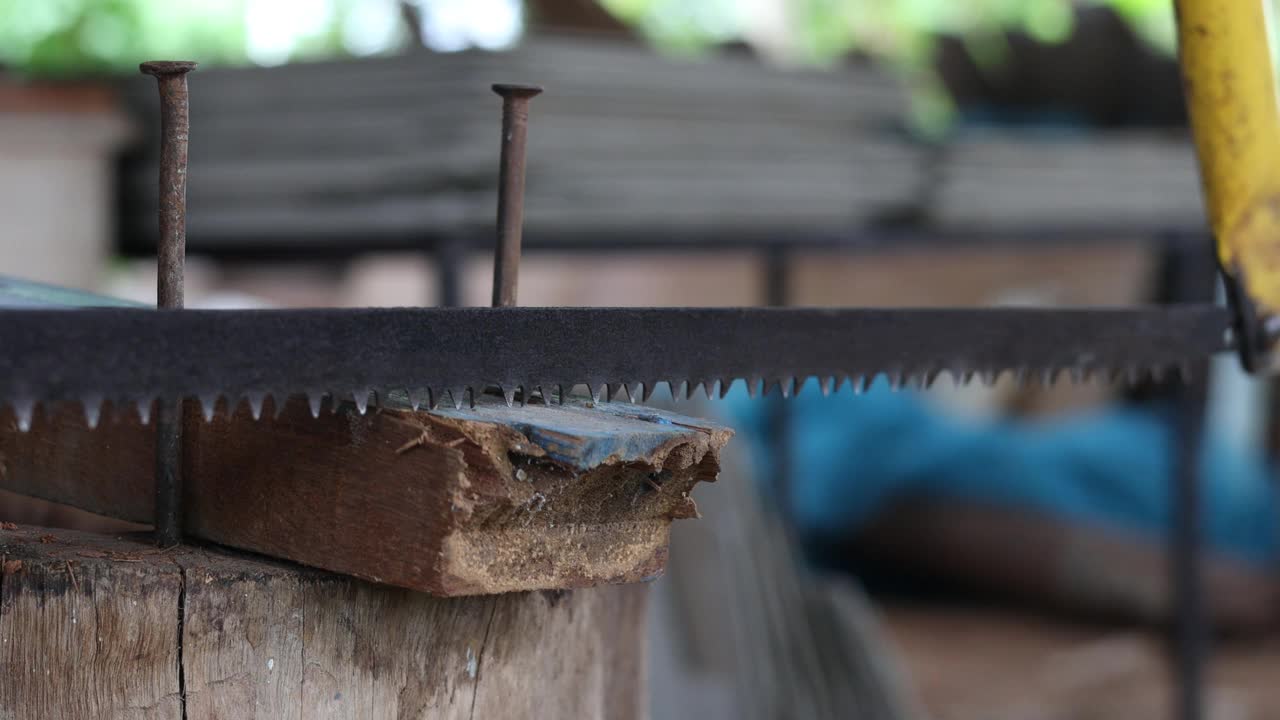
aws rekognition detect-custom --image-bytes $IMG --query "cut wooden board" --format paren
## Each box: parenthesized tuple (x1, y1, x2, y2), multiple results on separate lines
(0, 395, 731, 595)
(0, 524, 648, 720)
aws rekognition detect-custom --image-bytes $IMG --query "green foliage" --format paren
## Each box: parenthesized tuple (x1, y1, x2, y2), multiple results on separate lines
(598, 0, 1178, 64)
(594, 0, 1186, 134)
(0, 0, 1190, 77)
(0, 0, 405, 77)
(0, 0, 242, 76)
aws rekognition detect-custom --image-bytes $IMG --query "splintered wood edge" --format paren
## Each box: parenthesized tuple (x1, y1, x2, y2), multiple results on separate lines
(0, 395, 733, 596)
(289, 397, 733, 595)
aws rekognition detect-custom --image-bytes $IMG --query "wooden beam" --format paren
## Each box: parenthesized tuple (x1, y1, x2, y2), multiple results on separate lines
(0, 524, 648, 719)
(0, 395, 730, 595)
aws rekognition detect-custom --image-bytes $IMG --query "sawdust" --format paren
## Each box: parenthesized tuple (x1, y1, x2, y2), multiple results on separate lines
(382, 401, 729, 594)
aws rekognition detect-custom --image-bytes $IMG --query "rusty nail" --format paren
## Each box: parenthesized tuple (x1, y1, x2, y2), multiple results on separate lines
(490, 83, 542, 308)
(140, 60, 196, 310)
(141, 60, 195, 549)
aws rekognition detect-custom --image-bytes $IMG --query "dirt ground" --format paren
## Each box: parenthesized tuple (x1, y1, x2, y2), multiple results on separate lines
(882, 602, 1280, 720)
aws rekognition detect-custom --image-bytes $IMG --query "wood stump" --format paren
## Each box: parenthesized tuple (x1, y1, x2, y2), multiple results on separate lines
(0, 526, 647, 719)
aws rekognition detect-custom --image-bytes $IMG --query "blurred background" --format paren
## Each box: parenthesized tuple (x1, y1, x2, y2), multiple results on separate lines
(3, 0, 1280, 718)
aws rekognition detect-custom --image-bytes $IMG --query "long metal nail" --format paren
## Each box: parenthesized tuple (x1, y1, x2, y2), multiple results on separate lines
(141, 59, 196, 547)
(141, 60, 196, 309)
(490, 83, 542, 308)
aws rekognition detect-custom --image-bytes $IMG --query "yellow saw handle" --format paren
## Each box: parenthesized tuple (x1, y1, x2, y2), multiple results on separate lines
(1177, 0, 1280, 369)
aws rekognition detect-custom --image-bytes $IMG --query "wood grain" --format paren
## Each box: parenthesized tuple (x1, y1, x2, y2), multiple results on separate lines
(0, 530, 183, 719)
(0, 525, 648, 719)
(0, 395, 730, 595)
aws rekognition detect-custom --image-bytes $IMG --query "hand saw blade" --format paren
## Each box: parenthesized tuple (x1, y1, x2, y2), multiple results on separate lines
(0, 305, 1230, 415)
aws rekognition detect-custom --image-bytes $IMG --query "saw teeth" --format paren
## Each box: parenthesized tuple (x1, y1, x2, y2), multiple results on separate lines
(135, 397, 153, 425)
(930, 369, 950, 388)
(407, 387, 427, 412)
(11, 399, 34, 432)
(501, 385, 517, 408)
(198, 394, 219, 422)
(447, 387, 464, 410)
(443, 387, 467, 410)
(352, 389, 371, 415)
(307, 392, 325, 418)
(83, 395, 104, 429)
(246, 392, 267, 421)
(979, 370, 997, 387)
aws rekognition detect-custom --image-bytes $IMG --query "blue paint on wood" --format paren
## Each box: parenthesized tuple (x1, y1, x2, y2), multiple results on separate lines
(432, 398, 725, 470)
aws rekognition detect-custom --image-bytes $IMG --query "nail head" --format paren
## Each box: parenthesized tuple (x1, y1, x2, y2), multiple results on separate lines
(140, 60, 198, 76)
(492, 83, 543, 100)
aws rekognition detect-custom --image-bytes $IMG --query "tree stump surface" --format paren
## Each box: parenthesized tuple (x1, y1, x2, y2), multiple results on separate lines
(0, 525, 649, 720)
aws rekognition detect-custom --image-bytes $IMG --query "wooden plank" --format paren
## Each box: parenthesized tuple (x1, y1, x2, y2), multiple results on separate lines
(0, 395, 730, 596)
(0, 524, 648, 719)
